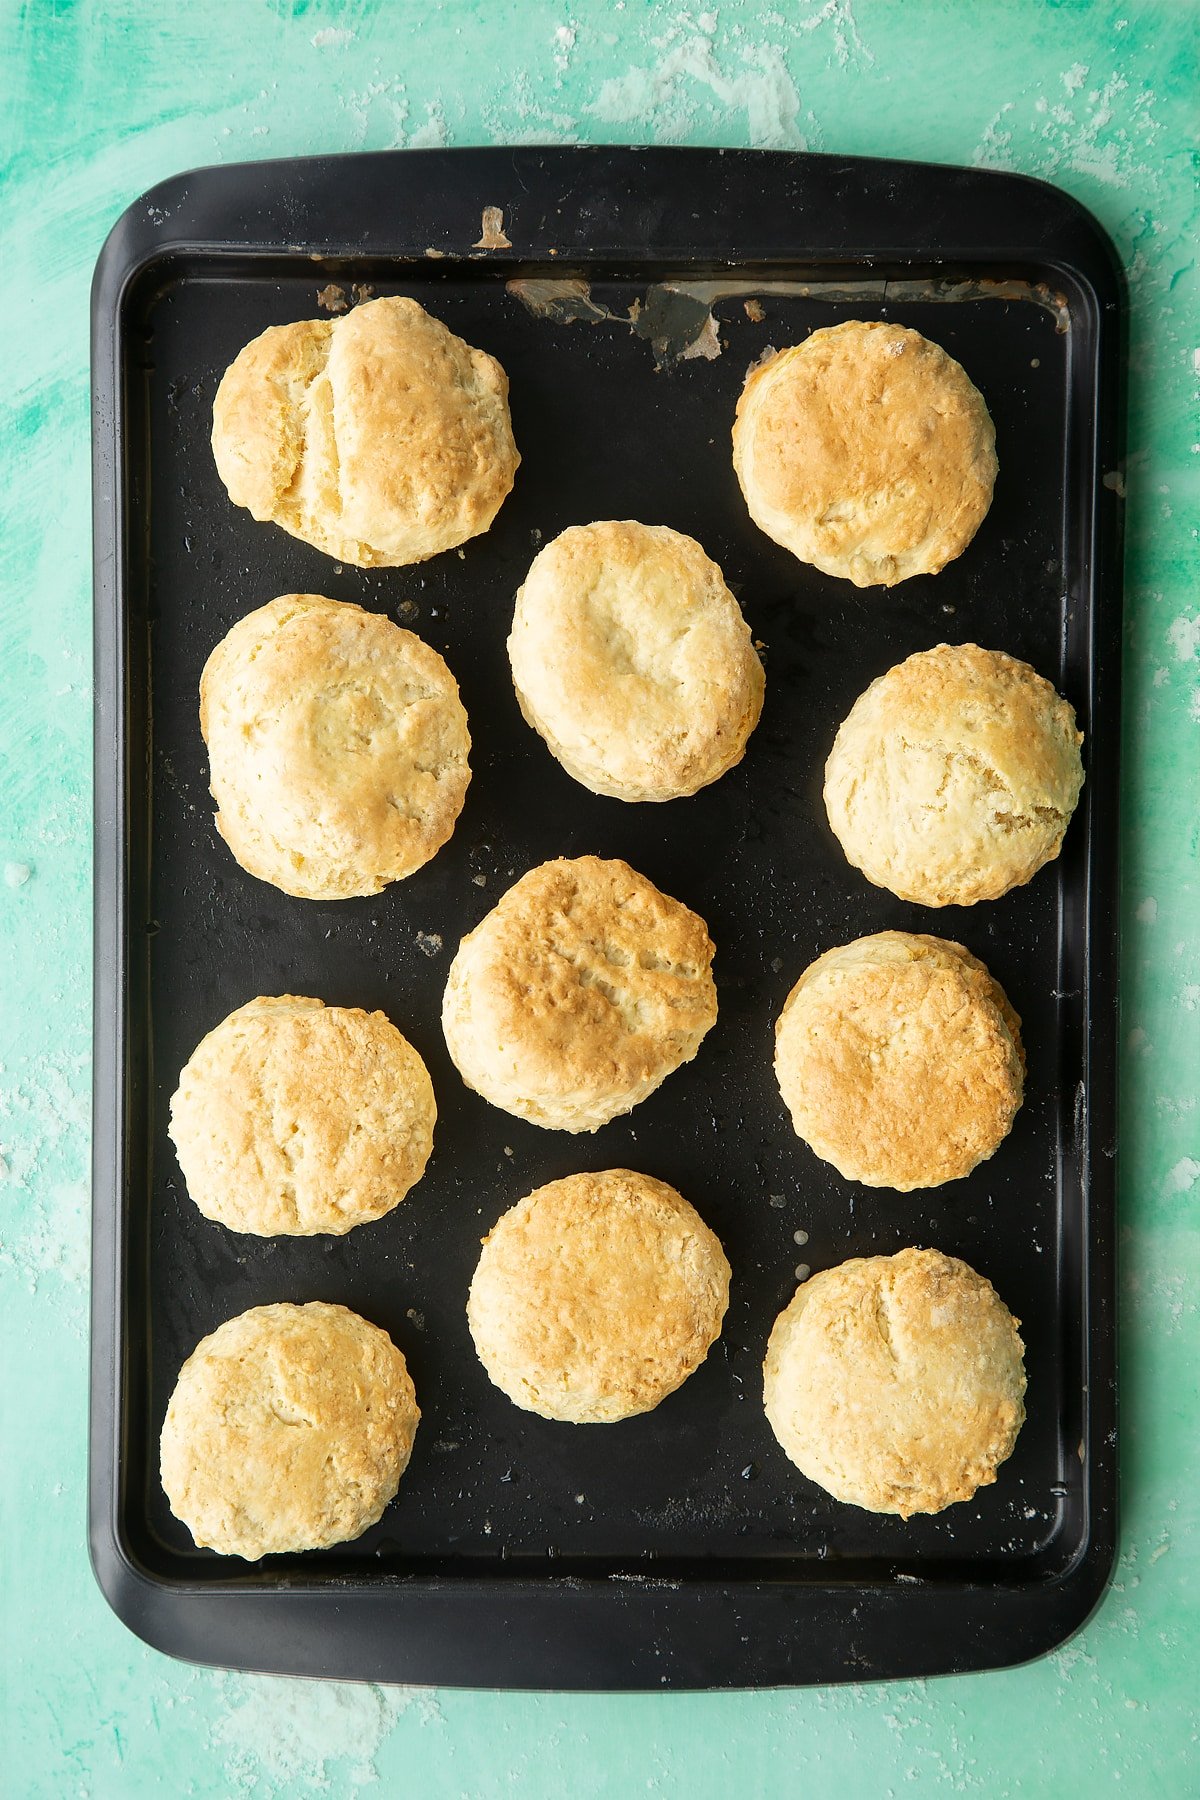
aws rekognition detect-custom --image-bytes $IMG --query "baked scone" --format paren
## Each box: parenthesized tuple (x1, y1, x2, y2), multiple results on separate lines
(211, 294, 519, 566)
(160, 1302, 420, 1558)
(442, 856, 718, 1132)
(468, 1169, 730, 1422)
(824, 642, 1085, 906)
(507, 520, 765, 801)
(774, 931, 1024, 1190)
(169, 995, 436, 1236)
(763, 1248, 1026, 1516)
(200, 594, 470, 899)
(732, 320, 997, 586)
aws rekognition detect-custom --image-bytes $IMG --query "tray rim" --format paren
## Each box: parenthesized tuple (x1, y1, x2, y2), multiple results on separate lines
(90, 143, 1124, 1690)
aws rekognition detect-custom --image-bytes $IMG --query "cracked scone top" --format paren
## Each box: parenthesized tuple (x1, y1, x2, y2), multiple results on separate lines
(468, 1170, 731, 1423)
(507, 520, 765, 802)
(824, 642, 1085, 906)
(763, 1248, 1026, 1517)
(169, 996, 436, 1236)
(732, 320, 997, 587)
(160, 1302, 420, 1559)
(211, 295, 519, 566)
(774, 931, 1024, 1190)
(200, 594, 471, 899)
(441, 855, 718, 1132)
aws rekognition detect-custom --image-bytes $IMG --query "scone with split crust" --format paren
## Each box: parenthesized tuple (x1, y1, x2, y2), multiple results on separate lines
(468, 1169, 731, 1422)
(763, 1248, 1026, 1516)
(200, 594, 470, 899)
(160, 1302, 420, 1558)
(211, 294, 519, 566)
(442, 855, 718, 1132)
(774, 930, 1024, 1190)
(732, 320, 997, 586)
(824, 642, 1085, 906)
(508, 520, 764, 801)
(169, 995, 436, 1236)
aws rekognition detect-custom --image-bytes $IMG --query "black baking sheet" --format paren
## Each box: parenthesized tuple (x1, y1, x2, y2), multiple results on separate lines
(91, 147, 1123, 1688)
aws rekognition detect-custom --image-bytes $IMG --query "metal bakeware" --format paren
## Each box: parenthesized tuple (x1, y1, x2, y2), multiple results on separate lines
(91, 147, 1123, 1688)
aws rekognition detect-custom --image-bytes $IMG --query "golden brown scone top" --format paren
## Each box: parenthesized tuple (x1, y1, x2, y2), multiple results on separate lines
(763, 1248, 1026, 1517)
(168, 996, 436, 1236)
(732, 320, 997, 587)
(442, 855, 718, 1133)
(199, 594, 471, 900)
(211, 295, 519, 566)
(508, 520, 764, 802)
(467, 1170, 731, 1423)
(159, 1302, 420, 1559)
(774, 931, 1024, 1190)
(824, 642, 1085, 906)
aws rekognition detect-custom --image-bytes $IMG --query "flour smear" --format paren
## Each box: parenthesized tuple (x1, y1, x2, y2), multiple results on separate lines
(585, 2, 869, 148)
(213, 1674, 441, 1794)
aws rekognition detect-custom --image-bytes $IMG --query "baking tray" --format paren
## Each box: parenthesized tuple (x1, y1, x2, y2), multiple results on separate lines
(91, 147, 1124, 1689)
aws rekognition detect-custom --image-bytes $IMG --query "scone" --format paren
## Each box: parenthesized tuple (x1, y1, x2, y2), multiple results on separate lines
(442, 855, 718, 1132)
(211, 294, 519, 566)
(732, 320, 997, 586)
(824, 642, 1085, 906)
(200, 594, 470, 899)
(507, 520, 765, 801)
(774, 931, 1024, 1190)
(763, 1248, 1026, 1516)
(467, 1169, 730, 1422)
(160, 1302, 420, 1558)
(169, 996, 436, 1236)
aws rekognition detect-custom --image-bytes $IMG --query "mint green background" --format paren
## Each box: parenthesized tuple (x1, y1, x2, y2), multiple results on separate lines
(2, 1, 1197, 1793)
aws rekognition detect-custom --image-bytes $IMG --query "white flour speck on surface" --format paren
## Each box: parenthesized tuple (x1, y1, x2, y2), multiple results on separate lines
(0, 1176, 90, 1306)
(1166, 614, 1200, 661)
(213, 1674, 441, 1794)
(338, 77, 411, 149)
(972, 102, 1015, 167)
(1164, 1158, 1200, 1196)
(0, 1050, 89, 1212)
(793, 0, 871, 66)
(973, 70, 1157, 192)
(1128, 1027, 1152, 1055)
(1181, 984, 1200, 1012)
(1135, 897, 1158, 923)
(408, 100, 448, 148)
(582, 9, 862, 149)
(311, 27, 356, 49)
(4, 862, 31, 887)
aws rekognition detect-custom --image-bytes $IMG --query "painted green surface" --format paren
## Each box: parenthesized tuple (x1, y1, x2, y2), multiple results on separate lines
(1, 0, 1197, 1792)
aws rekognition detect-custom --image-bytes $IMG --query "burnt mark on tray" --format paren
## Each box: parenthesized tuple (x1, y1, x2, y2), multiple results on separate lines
(506, 277, 728, 367)
(506, 272, 1073, 369)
